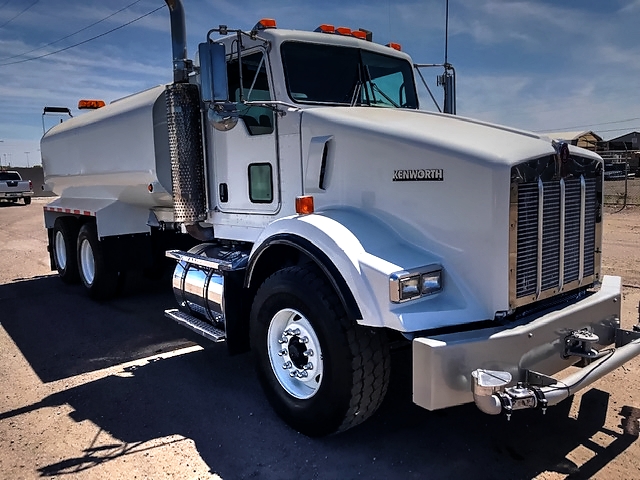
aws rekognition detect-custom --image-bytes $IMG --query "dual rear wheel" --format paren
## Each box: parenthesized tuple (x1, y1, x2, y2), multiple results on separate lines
(52, 218, 119, 300)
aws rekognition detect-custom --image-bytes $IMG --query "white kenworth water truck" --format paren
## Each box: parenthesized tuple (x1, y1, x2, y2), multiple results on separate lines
(41, 0, 640, 436)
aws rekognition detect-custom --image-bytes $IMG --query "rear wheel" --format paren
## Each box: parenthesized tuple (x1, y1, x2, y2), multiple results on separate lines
(250, 265, 390, 436)
(77, 223, 119, 300)
(53, 217, 80, 284)
(23, 196, 31, 205)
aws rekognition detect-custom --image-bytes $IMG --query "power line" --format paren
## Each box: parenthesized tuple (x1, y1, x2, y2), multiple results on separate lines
(533, 117, 640, 133)
(595, 127, 640, 134)
(0, 4, 165, 67)
(0, 0, 39, 29)
(0, 0, 145, 62)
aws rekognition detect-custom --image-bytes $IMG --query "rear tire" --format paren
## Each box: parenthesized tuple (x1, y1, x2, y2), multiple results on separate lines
(53, 217, 80, 284)
(23, 196, 31, 205)
(77, 223, 119, 300)
(250, 265, 390, 436)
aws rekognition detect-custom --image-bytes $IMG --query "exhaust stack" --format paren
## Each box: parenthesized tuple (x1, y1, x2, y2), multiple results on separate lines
(165, 0, 191, 83)
(164, 0, 207, 228)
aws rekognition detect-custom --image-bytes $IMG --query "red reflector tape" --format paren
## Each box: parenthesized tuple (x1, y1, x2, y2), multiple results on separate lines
(44, 206, 94, 216)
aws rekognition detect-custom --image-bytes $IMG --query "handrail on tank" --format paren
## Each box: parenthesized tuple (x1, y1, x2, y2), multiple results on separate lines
(41, 106, 72, 135)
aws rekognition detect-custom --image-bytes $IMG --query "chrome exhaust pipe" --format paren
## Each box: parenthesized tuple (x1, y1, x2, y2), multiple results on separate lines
(164, 0, 190, 83)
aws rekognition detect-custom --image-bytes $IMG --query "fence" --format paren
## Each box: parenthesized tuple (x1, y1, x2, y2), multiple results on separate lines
(601, 151, 640, 206)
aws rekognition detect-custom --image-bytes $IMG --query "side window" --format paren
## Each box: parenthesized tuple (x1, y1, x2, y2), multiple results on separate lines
(227, 51, 274, 135)
(248, 163, 273, 203)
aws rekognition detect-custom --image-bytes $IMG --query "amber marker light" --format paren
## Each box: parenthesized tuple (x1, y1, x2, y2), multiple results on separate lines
(78, 99, 106, 109)
(315, 24, 335, 33)
(335, 27, 352, 35)
(255, 18, 277, 30)
(295, 195, 314, 215)
(148, 183, 154, 193)
(386, 42, 402, 51)
(351, 30, 367, 39)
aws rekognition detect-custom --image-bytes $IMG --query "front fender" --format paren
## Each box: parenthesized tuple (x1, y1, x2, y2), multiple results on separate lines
(248, 208, 476, 332)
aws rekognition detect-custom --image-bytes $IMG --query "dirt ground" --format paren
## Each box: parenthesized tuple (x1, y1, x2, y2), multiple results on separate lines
(1, 198, 639, 480)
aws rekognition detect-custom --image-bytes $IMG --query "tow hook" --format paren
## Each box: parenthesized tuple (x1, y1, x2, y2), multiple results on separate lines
(563, 329, 602, 360)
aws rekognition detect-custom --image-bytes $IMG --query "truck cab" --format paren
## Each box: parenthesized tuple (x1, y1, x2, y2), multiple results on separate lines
(202, 24, 419, 232)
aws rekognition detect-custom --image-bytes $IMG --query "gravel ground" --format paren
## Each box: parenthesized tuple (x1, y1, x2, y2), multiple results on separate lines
(1, 197, 639, 480)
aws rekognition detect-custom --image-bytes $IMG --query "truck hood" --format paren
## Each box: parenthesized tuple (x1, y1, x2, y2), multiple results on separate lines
(302, 106, 599, 166)
(298, 106, 600, 327)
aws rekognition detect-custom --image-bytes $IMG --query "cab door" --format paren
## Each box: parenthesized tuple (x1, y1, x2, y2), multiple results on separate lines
(211, 49, 279, 214)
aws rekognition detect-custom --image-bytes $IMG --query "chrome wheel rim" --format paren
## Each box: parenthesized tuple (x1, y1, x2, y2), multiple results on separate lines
(54, 231, 67, 270)
(267, 308, 323, 400)
(79, 238, 95, 285)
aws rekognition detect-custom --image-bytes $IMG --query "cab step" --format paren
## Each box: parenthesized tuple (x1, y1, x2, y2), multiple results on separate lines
(165, 308, 226, 342)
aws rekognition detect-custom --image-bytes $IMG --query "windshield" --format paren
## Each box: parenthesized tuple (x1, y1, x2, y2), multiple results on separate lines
(281, 42, 418, 108)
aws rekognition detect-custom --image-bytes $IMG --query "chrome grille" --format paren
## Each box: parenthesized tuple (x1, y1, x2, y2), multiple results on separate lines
(510, 155, 601, 309)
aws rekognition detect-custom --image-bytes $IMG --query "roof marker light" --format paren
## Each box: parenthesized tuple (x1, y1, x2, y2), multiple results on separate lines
(335, 26, 352, 36)
(358, 28, 373, 41)
(386, 42, 402, 51)
(315, 24, 335, 33)
(78, 99, 105, 110)
(295, 195, 314, 215)
(253, 18, 277, 31)
(351, 30, 367, 40)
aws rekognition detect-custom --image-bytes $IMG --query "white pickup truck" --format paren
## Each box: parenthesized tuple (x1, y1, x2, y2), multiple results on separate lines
(0, 170, 33, 205)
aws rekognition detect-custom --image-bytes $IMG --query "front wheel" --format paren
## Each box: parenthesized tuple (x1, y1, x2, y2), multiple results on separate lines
(250, 265, 390, 436)
(77, 223, 119, 300)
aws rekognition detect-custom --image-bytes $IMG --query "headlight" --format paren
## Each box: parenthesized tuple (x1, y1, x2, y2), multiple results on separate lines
(390, 266, 442, 303)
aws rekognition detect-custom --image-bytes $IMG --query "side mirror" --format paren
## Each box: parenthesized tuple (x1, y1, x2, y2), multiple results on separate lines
(198, 42, 229, 103)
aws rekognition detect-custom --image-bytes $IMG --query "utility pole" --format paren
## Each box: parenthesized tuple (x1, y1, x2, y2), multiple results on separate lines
(25, 152, 30, 167)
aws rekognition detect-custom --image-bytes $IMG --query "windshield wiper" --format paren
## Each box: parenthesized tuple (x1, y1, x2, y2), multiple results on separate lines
(363, 65, 400, 108)
(350, 81, 362, 106)
(370, 81, 400, 108)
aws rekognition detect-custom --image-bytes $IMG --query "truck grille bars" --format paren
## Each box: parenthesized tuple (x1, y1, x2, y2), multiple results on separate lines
(509, 154, 602, 309)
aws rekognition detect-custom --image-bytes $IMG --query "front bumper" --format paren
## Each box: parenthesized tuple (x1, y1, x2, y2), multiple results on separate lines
(413, 275, 631, 411)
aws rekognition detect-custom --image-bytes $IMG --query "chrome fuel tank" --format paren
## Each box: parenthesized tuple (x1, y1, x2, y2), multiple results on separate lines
(172, 244, 225, 325)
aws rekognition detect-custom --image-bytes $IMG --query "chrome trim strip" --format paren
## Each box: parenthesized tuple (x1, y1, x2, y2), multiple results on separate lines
(536, 178, 544, 299)
(508, 183, 519, 309)
(559, 178, 565, 290)
(579, 175, 586, 283)
(594, 174, 603, 284)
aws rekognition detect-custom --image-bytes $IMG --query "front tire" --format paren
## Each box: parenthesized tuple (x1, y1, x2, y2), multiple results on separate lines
(53, 217, 80, 284)
(77, 223, 119, 300)
(250, 265, 390, 436)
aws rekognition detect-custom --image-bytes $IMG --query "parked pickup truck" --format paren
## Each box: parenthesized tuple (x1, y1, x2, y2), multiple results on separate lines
(0, 170, 33, 205)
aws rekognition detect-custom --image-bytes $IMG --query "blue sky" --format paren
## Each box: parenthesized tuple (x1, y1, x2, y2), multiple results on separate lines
(0, 0, 639, 166)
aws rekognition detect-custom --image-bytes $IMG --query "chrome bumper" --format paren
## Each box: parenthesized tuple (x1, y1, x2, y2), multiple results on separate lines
(413, 275, 631, 411)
